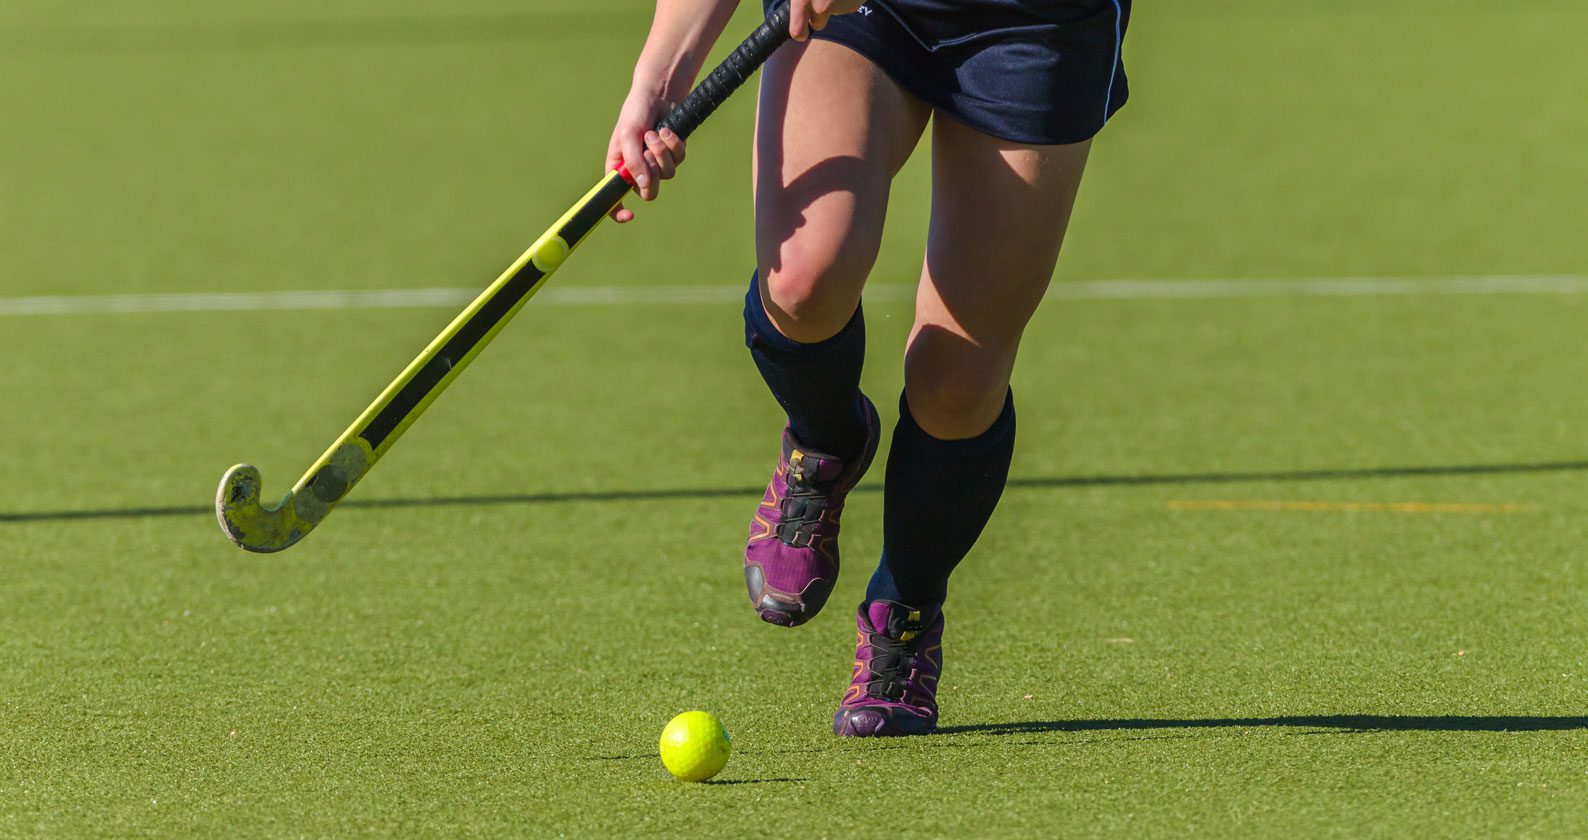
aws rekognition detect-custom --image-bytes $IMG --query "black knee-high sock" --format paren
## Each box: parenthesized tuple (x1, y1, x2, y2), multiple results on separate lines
(743, 272, 869, 459)
(867, 389, 1016, 606)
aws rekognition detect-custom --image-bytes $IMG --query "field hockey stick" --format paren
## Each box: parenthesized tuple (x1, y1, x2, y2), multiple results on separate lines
(216, 2, 793, 553)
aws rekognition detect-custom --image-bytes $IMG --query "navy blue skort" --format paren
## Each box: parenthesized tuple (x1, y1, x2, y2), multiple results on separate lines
(765, 0, 1130, 146)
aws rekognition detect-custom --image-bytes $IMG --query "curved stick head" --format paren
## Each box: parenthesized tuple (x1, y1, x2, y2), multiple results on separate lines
(216, 464, 306, 553)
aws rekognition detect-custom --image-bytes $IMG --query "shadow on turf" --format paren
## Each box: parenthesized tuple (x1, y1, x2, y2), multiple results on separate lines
(4, 457, 1584, 525)
(935, 715, 1588, 736)
(701, 778, 808, 786)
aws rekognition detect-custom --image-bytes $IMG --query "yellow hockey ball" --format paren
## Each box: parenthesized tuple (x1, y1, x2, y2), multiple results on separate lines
(658, 711, 732, 782)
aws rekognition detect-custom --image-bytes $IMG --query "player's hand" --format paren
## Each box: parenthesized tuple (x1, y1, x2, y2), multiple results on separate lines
(605, 85, 687, 223)
(789, 0, 867, 41)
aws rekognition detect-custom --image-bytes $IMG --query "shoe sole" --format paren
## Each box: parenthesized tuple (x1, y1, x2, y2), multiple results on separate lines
(745, 566, 833, 627)
(832, 707, 936, 737)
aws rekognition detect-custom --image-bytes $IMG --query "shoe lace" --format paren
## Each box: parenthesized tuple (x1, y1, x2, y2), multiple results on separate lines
(785, 448, 838, 494)
(777, 449, 842, 546)
(862, 624, 925, 702)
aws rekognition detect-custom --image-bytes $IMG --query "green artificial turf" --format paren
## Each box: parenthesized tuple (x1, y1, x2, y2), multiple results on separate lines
(3, 1, 1588, 836)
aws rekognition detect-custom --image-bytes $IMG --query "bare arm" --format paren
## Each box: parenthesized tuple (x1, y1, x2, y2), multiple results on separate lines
(638, 0, 744, 103)
(606, 0, 741, 221)
(605, 0, 867, 222)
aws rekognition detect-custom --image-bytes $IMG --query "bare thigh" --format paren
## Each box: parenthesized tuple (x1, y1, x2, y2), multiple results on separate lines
(754, 39, 930, 343)
(906, 117, 1093, 439)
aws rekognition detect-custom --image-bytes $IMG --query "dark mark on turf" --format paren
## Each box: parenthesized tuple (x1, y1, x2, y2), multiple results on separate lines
(700, 778, 808, 786)
(4, 458, 1584, 525)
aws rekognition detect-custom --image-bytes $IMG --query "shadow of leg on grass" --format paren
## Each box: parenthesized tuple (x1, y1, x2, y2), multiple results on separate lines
(935, 715, 1588, 736)
(585, 716, 1587, 761)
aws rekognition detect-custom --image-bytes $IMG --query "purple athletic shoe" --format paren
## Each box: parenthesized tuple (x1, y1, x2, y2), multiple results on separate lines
(833, 600, 943, 737)
(744, 396, 880, 627)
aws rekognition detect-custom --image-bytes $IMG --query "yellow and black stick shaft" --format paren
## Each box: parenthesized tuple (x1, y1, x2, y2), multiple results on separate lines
(217, 3, 793, 553)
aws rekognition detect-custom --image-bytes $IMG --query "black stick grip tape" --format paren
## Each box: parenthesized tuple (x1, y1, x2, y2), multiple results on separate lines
(657, 2, 792, 140)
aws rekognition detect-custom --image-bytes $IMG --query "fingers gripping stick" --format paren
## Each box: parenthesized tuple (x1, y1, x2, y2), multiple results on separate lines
(216, 4, 793, 553)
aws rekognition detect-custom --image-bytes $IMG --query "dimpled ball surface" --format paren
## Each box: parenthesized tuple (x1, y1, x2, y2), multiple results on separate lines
(658, 711, 732, 782)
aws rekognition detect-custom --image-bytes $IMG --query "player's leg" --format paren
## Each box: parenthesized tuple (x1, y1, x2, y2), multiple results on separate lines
(749, 36, 929, 452)
(835, 122, 1093, 737)
(742, 37, 931, 627)
(880, 120, 1092, 606)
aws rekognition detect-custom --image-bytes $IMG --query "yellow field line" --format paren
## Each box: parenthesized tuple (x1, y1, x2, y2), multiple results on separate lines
(1167, 500, 1537, 514)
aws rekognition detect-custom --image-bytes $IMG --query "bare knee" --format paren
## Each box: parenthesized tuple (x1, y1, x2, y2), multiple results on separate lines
(905, 374, 1008, 440)
(761, 251, 867, 344)
(903, 335, 1015, 440)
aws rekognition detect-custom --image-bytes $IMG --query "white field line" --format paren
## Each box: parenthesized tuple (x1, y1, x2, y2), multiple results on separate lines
(2, 274, 1587, 317)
